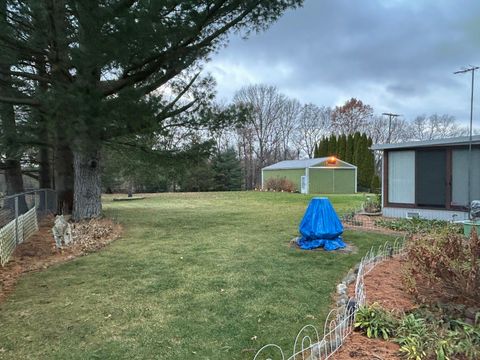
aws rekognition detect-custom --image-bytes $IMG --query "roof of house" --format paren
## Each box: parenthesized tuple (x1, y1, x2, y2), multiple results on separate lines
(371, 135, 480, 151)
(262, 157, 355, 170)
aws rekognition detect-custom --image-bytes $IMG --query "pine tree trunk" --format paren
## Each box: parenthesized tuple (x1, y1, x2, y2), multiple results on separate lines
(39, 147, 52, 188)
(38, 146, 52, 211)
(54, 144, 74, 214)
(4, 159, 28, 213)
(35, 58, 52, 190)
(0, 57, 27, 212)
(72, 149, 102, 221)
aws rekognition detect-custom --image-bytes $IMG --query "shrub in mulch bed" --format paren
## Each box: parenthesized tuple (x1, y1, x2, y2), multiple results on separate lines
(352, 303, 480, 360)
(405, 228, 480, 306)
(342, 229, 480, 360)
(374, 217, 462, 235)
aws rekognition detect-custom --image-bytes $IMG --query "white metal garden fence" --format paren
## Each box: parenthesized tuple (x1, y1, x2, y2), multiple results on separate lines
(0, 189, 57, 266)
(253, 236, 406, 360)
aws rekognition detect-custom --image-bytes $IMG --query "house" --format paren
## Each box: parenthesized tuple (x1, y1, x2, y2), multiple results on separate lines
(372, 135, 480, 221)
(261, 157, 357, 194)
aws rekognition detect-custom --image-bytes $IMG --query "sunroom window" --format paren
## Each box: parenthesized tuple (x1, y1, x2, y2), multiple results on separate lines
(452, 149, 480, 206)
(388, 150, 415, 204)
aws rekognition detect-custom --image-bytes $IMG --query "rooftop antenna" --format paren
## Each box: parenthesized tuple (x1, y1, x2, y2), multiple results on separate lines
(381, 113, 401, 143)
(454, 65, 479, 217)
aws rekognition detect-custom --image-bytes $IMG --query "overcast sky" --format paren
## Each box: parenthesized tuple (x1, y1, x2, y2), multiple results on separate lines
(205, 0, 480, 126)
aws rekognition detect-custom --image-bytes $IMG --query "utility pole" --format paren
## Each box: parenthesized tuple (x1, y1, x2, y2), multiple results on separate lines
(454, 65, 479, 214)
(382, 112, 400, 143)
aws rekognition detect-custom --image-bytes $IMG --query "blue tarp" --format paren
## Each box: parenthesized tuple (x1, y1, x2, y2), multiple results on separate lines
(297, 197, 346, 251)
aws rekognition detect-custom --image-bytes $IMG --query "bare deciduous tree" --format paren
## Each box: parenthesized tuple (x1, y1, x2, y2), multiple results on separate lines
(409, 114, 468, 141)
(366, 115, 413, 145)
(331, 98, 373, 135)
(234, 84, 289, 187)
(276, 98, 302, 160)
(294, 104, 331, 158)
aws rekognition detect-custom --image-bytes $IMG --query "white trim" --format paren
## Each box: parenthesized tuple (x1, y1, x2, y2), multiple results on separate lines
(308, 166, 357, 169)
(305, 167, 310, 194)
(355, 167, 358, 193)
(332, 169, 335, 193)
(381, 156, 384, 205)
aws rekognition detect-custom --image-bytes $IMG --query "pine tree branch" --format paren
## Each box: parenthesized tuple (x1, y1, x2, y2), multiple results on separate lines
(100, 1, 257, 96)
(0, 95, 40, 106)
(0, 69, 51, 84)
(159, 98, 199, 122)
(155, 72, 200, 113)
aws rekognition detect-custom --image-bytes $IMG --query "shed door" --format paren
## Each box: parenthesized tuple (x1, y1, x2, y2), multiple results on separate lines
(301, 175, 308, 194)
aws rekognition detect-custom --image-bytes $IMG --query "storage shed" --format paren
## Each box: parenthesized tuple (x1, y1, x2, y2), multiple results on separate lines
(261, 157, 357, 194)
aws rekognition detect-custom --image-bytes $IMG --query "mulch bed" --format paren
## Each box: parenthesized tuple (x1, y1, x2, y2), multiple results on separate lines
(0, 216, 122, 304)
(334, 332, 401, 360)
(334, 251, 478, 359)
(347, 257, 417, 314)
(334, 257, 416, 360)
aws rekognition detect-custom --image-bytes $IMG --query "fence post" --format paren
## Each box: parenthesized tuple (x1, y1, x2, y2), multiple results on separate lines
(14, 196, 19, 244)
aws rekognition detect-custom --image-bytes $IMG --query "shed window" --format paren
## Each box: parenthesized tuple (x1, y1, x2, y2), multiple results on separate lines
(452, 149, 480, 206)
(388, 151, 415, 204)
(415, 149, 446, 207)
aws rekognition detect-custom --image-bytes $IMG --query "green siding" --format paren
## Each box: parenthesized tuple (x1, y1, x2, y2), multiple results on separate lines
(332, 169, 356, 193)
(309, 168, 355, 194)
(262, 169, 305, 191)
(309, 168, 334, 193)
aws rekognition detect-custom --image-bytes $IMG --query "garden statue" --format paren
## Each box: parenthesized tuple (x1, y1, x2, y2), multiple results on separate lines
(52, 215, 73, 248)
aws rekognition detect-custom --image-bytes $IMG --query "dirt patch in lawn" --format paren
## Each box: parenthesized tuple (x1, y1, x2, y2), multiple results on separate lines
(343, 214, 405, 236)
(289, 238, 358, 254)
(0, 216, 122, 303)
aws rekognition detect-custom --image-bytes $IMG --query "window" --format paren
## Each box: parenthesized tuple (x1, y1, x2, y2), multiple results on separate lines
(388, 151, 415, 204)
(452, 149, 480, 206)
(415, 149, 446, 207)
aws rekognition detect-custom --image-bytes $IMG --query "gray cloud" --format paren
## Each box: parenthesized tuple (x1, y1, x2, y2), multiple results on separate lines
(205, 0, 480, 125)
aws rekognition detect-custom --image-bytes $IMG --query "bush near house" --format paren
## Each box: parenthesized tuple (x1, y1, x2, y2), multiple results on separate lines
(374, 217, 462, 235)
(406, 228, 480, 305)
(264, 177, 297, 192)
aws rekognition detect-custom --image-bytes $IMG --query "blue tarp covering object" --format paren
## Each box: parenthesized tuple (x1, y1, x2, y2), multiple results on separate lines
(297, 197, 346, 251)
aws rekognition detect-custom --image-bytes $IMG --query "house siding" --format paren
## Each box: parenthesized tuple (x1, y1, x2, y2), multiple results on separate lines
(382, 206, 469, 221)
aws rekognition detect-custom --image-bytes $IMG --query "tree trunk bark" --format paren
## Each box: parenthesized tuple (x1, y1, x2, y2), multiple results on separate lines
(5, 159, 25, 194)
(35, 57, 52, 190)
(0, 55, 27, 212)
(54, 144, 74, 214)
(72, 149, 102, 221)
(4, 160, 28, 213)
(39, 146, 52, 189)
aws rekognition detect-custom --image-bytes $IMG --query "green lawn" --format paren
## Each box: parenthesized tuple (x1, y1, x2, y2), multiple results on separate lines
(0, 192, 396, 359)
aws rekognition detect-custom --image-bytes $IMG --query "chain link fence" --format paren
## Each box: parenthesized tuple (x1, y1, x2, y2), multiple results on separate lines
(0, 189, 57, 266)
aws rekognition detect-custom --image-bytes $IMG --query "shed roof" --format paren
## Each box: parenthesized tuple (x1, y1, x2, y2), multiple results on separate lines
(262, 157, 355, 170)
(371, 135, 480, 151)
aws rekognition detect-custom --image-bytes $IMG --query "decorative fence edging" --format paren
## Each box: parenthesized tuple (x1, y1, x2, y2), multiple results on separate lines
(253, 236, 406, 360)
